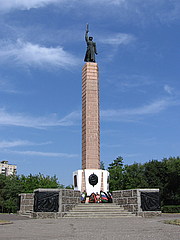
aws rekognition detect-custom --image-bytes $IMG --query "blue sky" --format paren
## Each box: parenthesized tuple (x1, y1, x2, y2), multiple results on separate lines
(0, 0, 179, 186)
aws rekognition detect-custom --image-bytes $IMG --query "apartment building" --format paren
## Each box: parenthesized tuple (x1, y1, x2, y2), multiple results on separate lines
(0, 160, 17, 176)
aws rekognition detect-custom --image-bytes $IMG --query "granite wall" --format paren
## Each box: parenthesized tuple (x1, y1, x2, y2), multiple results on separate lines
(19, 188, 81, 218)
(18, 193, 34, 216)
(59, 189, 81, 214)
(112, 189, 138, 213)
(112, 189, 161, 217)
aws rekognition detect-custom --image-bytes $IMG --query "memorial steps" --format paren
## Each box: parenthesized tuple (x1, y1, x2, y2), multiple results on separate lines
(63, 203, 136, 218)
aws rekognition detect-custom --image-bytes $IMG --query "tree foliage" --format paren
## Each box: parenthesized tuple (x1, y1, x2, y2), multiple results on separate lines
(1, 157, 179, 212)
(162, 157, 180, 205)
(0, 173, 63, 213)
(19, 173, 63, 193)
(108, 156, 180, 205)
(100, 161, 105, 170)
(108, 156, 124, 191)
(123, 163, 147, 189)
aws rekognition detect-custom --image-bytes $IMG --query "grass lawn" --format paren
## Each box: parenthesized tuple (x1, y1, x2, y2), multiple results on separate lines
(0, 220, 12, 225)
(164, 219, 180, 226)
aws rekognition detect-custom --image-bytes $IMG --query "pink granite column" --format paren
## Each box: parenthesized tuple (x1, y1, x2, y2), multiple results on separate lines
(82, 62, 100, 170)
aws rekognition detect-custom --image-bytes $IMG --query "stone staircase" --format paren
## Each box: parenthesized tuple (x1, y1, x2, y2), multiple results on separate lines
(63, 203, 136, 218)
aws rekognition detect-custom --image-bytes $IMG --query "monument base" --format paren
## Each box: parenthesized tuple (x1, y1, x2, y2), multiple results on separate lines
(112, 189, 161, 216)
(73, 169, 109, 196)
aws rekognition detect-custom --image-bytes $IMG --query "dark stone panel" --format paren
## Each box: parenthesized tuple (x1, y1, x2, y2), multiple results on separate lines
(141, 192, 161, 211)
(34, 192, 59, 212)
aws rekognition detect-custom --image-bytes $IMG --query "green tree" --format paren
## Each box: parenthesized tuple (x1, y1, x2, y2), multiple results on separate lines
(65, 184, 73, 189)
(0, 175, 23, 213)
(100, 161, 105, 170)
(162, 157, 180, 205)
(107, 156, 180, 206)
(0, 173, 63, 213)
(144, 160, 168, 189)
(19, 173, 61, 193)
(108, 156, 124, 191)
(0, 174, 6, 212)
(123, 163, 147, 189)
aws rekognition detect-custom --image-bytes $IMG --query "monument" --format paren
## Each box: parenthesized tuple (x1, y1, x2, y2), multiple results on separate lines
(73, 25, 109, 196)
(18, 25, 161, 218)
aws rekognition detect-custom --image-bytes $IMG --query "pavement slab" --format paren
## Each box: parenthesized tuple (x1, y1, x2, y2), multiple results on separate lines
(0, 214, 179, 240)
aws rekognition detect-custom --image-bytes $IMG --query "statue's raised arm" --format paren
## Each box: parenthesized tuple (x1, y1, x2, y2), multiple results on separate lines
(84, 24, 97, 63)
(85, 24, 89, 43)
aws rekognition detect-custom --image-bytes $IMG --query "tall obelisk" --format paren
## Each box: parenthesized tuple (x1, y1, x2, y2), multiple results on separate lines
(82, 62, 100, 170)
(73, 25, 109, 196)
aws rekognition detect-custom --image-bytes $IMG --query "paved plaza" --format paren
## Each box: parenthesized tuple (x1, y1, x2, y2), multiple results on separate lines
(0, 214, 179, 240)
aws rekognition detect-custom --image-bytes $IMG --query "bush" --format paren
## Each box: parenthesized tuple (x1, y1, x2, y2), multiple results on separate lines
(162, 205, 180, 213)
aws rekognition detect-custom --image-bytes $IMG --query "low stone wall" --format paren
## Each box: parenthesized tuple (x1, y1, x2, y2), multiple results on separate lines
(60, 189, 81, 214)
(112, 189, 161, 217)
(112, 189, 138, 213)
(18, 193, 34, 215)
(19, 188, 81, 218)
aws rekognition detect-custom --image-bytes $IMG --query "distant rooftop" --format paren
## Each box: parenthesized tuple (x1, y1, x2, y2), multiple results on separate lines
(0, 160, 16, 166)
(1, 160, 9, 164)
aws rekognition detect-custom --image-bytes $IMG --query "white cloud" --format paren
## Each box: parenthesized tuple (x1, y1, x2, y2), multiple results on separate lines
(0, 78, 17, 93)
(97, 33, 135, 61)
(0, 139, 78, 158)
(0, 39, 80, 69)
(59, 111, 81, 126)
(0, 99, 176, 128)
(0, 0, 124, 12)
(0, 0, 61, 12)
(0, 108, 80, 128)
(85, 0, 125, 5)
(164, 84, 174, 95)
(88, 0, 180, 25)
(99, 33, 135, 46)
(0, 140, 32, 148)
(0, 140, 51, 148)
(1, 0, 179, 25)
(4, 149, 78, 158)
(101, 98, 179, 120)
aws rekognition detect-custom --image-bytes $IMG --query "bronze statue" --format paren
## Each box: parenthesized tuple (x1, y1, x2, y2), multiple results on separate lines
(84, 24, 97, 62)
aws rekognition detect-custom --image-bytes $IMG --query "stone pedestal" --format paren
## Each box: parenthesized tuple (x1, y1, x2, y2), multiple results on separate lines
(73, 169, 109, 196)
(73, 62, 109, 195)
